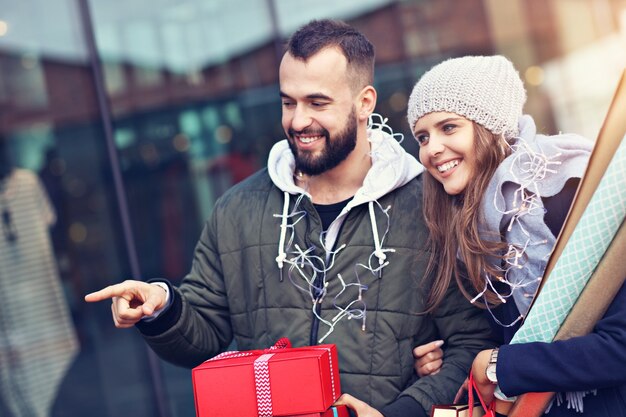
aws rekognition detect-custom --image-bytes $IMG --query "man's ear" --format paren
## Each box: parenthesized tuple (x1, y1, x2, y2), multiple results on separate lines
(356, 85, 377, 122)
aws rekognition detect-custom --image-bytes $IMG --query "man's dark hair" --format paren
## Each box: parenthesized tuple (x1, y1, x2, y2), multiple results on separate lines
(286, 19, 375, 89)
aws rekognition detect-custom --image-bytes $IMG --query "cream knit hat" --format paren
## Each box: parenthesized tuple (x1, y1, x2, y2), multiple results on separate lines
(407, 55, 526, 139)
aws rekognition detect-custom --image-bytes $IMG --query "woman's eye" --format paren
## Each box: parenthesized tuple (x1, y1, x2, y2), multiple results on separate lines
(415, 134, 429, 146)
(442, 124, 457, 133)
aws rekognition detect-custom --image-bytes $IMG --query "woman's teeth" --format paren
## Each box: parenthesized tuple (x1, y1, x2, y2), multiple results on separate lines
(437, 160, 459, 173)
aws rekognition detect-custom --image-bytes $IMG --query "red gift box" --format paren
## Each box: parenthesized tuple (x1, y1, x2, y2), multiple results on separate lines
(192, 339, 341, 417)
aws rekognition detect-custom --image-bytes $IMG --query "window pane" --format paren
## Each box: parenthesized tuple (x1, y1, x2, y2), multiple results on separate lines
(2, 1, 625, 416)
(88, 0, 276, 415)
(0, 0, 158, 416)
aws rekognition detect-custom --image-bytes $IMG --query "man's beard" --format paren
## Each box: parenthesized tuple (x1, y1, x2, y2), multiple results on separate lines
(287, 107, 358, 176)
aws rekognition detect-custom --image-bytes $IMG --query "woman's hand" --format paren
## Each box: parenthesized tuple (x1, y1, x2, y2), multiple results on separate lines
(334, 393, 383, 417)
(413, 340, 444, 377)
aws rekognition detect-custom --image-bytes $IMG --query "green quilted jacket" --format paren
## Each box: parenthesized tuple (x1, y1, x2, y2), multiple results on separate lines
(140, 128, 496, 413)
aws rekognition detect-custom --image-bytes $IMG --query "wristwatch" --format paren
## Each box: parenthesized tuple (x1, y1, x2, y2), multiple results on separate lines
(485, 348, 499, 384)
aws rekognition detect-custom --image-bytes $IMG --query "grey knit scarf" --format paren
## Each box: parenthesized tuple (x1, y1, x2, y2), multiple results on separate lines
(481, 115, 593, 412)
(480, 115, 593, 317)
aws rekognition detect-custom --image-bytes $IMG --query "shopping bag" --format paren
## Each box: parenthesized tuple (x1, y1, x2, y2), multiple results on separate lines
(430, 371, 494, 417)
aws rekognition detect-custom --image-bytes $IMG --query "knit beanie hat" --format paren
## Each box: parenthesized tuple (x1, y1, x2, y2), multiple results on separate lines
(407, 55, 527, 139)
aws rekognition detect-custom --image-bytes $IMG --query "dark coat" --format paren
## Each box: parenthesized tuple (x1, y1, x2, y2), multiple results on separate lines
(498, 282, 626, 416)
(137, 170, 496, 414)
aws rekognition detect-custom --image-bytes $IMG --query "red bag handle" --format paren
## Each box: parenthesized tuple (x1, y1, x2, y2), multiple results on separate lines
(468, 371, 496, 417)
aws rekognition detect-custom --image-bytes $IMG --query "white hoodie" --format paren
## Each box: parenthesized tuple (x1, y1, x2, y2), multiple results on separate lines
(266, 114, 424, 341)
(267, 114, 424, 270)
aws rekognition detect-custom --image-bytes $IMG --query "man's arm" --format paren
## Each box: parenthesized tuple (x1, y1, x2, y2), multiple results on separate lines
(85, 204, 233, 369)
(135, 209, 233, 368)
(396, 280, 499, 416)
(337, 279, 497, 417)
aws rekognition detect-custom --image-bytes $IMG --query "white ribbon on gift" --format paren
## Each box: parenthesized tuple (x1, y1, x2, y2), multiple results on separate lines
(254, 353, 275, 417)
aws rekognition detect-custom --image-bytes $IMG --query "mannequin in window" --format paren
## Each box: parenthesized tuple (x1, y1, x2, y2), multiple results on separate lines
(0, 132, 79, 417)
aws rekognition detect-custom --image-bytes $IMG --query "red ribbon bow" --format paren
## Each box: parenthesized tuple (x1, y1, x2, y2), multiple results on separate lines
(208, 337, 292, 362)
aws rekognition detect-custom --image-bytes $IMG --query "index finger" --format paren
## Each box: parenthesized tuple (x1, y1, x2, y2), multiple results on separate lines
(413, 339, 444, 357)
(84, 283, 129, 303)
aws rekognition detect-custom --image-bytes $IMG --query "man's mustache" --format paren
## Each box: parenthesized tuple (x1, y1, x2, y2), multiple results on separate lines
(288, 127, 328, 138)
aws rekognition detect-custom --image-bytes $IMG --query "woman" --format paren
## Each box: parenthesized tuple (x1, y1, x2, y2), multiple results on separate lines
(408, 55, 626, 416)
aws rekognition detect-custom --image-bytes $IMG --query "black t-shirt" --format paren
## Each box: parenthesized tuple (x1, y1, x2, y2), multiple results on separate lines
(313, 198, 351, 231)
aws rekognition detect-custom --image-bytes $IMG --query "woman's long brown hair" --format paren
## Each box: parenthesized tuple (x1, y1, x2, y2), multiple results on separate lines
(423, 122, 512, 312)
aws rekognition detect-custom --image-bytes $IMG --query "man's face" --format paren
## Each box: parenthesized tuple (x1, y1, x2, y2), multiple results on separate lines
(279, 48, 359, 176)
(286, 107, 357, 176)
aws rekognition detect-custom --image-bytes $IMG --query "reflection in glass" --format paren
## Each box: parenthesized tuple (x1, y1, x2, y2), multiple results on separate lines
(0, 166, 79, 417)
(0, 0, 624, 416)
(1, 0, 158, 416)
(1, 206, 17, 242)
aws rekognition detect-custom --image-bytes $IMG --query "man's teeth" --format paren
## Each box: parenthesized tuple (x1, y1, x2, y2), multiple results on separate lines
(437, 160, 459, 173)
(298, 136, 321, 144)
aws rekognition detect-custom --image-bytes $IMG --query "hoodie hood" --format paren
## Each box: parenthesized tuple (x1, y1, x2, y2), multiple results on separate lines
(268, 114, 424, 258)
(268, 114, 424, 205)
(267, 115, 424, 342)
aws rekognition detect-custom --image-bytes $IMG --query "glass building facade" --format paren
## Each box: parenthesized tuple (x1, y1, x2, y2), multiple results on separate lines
(0, 0, 624, 416)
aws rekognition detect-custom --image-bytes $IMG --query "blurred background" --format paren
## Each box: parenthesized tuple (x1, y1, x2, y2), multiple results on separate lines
(0, 0, 624, 416)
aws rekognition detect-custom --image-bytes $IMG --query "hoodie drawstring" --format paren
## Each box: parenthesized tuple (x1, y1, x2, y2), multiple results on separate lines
(276, 191, 290, 269)
(369, 201, 387, 267)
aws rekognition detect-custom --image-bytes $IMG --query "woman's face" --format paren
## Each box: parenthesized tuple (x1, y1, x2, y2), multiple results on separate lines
(414, 112, 477, 195)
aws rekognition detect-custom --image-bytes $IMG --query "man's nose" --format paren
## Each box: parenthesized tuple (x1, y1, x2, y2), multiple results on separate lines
(290, 105, 313, 132)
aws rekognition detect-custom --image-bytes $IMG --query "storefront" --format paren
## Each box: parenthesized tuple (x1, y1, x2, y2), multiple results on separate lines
(0, 0, 624, 416)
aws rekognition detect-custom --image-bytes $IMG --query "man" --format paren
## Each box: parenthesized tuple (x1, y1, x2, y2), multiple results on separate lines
(85, 19, 495, 417)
